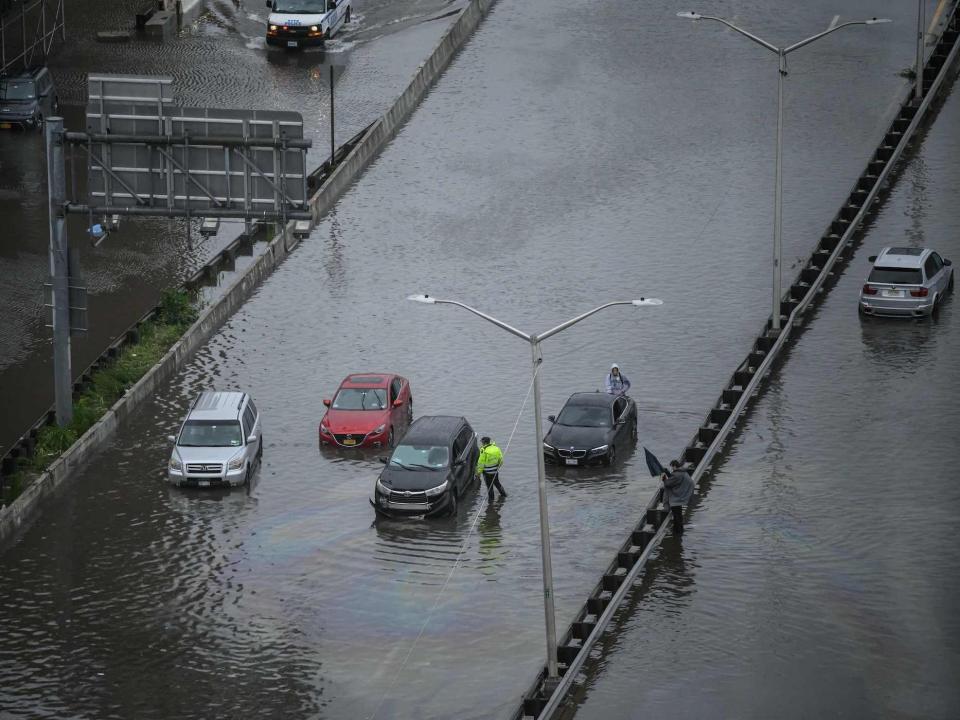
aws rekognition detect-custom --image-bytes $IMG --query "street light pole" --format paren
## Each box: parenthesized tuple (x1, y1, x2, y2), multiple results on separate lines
(408, 294, 663, 682)
(677, 12, 891, 331)
(916, 0, 926, 100)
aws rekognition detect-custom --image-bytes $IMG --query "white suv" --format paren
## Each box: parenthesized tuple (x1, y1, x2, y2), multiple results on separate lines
(167, 391, 263, 487)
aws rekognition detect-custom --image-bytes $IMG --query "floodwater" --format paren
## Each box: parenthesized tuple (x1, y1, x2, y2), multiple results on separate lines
(0, 0, 952, 718)
(565, 56, 960, 720)
(0, 0, 463, 454)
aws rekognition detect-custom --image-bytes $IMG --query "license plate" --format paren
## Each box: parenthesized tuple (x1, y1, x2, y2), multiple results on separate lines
(287, 40, 298, 47)
(343, 438, 356, 446)
(565, 458, 578, 466)
(882, 289, 904, 298)
(0, 123, 11, 129)
(198, 480, 210, 487)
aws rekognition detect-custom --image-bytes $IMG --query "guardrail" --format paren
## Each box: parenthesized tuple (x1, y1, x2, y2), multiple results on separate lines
(516, 4, 960, 718)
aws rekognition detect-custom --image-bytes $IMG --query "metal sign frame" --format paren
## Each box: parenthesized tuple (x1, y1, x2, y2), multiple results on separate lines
(0, 0, 65, 75)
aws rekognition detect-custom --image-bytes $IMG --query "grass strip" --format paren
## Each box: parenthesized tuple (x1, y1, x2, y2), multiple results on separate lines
(2, 289, 198, 504)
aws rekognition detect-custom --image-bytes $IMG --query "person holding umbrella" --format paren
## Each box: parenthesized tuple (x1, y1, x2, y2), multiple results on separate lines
(661, 459, 694, 536)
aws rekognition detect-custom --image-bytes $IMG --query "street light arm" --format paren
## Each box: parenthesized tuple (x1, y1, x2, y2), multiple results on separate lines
(537, 301, 636, 343)
(677, 12, 779, 54)
(783, 20, 876, 55)
(430, 298, 531, 342)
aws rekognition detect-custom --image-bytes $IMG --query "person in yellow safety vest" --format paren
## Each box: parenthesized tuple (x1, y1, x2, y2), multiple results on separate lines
(476, 436, 508, 501)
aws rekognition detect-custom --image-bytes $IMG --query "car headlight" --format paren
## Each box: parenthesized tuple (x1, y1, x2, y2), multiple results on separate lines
(425, 480, 449, 498)
(373, 424, 386, 435)
(589, 445, 609, 455)
(319, 421, 331, 435)
(543, 442, 555, 451)
(227, 454, 245, 470)
(310, 25, 319, 31)
(376, 477, 391, 495)
(169, 455, 182, 471)
(269, 24, 278, 30)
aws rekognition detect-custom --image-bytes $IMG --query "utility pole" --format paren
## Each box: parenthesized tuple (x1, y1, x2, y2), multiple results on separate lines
(45, 116, 72, 426)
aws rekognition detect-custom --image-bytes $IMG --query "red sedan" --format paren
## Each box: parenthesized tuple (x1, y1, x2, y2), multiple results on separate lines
(319, 373, 414, 448)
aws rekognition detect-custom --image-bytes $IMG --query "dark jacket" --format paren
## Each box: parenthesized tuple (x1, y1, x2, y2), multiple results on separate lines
(662, 469, 694, 507)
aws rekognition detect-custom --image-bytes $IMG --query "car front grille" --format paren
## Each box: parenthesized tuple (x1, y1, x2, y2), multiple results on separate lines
(186, 463, 224, 473)
(390, 490, 428, 503)
(557, 449, 587, 459)
(334, 433, 366, 446)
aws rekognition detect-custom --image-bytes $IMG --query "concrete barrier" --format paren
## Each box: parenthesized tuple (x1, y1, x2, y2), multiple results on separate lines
(0, 0, 499, 552)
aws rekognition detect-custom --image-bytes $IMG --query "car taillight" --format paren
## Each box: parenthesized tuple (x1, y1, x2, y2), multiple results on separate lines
(910, 287, 929, 297)
(862, 284, 878, 295)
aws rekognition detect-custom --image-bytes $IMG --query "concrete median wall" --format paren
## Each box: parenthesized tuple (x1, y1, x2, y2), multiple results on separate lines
(0, 0, 498, 552)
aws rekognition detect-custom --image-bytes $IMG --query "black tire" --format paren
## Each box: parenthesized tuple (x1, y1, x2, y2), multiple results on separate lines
(244, 465, 252, 487)
(257, 438, 263, 461)
(387, 427, 395, 448)
(604, 445, 616, 467)
(407, 401, 413, 424)
(949, 271, 954, 292)
(931, 294, 940, 318)
(448, 490, 458, 517)
(630, 420, 638, 442)
(345, 6, 351, 23)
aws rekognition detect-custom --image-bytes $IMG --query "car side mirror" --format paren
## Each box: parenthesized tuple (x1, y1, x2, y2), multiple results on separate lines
(868, 255, 877, 262)
(547, 415, 556, 423)
(247, 434, 258, 444)
(323, 398, 331, 407)
(944, 258, 953, 266)
(378, 456, 388, 464)
(167, 435, 176, 443)
(265, 0, 272, 7)
(393, 399, 403, 407)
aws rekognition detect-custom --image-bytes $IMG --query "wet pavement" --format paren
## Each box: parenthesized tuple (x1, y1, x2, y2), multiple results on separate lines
(0, 0, 463, 454)
(0, 0, 953, 718)
(565, 59, 960, 720)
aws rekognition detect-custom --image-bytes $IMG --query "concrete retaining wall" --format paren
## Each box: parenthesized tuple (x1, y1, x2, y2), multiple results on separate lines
(0, 0, 498, 552)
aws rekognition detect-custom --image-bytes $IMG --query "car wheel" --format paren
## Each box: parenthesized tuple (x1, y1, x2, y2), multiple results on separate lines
(257, 438, 263, 461)
(244, 465, 252, 487)
(387, 427, 395, 448)
(407, 401, 413, 424)
(630, 420, 638, 442)
(448, 490, 458, 517)
(931, 294, 940, 317)
(604, 445, 616, 466)
(949, 271, 955, 292)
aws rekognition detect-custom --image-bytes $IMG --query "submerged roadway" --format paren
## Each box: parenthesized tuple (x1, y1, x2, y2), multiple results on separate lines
(0, 0, 955, 718)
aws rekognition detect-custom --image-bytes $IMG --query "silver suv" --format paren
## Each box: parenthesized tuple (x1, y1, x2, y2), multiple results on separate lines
(167, 391, 263, 487)
(859, 247, 954, 318)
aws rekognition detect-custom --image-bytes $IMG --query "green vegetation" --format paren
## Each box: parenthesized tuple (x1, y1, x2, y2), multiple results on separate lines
(4, 289, 198, 498)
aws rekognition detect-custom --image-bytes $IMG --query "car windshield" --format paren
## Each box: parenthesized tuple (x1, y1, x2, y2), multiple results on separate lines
(178, 420, 243, 447)
(390, 444, 448, 470)
(556, 404, 611, 428)
(0, 80, 36, 100)
(333, 388, 386, 410)
(273, 0, 328, 12)
(868, 267, 923, 285)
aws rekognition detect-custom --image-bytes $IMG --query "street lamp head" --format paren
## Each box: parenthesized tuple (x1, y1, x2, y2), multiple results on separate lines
(407, 294, 437, 304)
(864, 17, 892, 25)
(632, 298, 664, 306)
(676, 11, 702, 20)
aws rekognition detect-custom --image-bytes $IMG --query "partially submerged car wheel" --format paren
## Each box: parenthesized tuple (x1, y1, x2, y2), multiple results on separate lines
(604, 445, 616, 467)
(448, 491, 458, 517)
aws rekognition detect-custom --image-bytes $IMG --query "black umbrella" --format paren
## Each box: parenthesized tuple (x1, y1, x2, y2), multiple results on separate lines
(643, 447, 665, 477)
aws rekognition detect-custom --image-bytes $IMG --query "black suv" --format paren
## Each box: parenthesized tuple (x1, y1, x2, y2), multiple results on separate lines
(0, 66, 58, 129)
(372, 415, 479, 518)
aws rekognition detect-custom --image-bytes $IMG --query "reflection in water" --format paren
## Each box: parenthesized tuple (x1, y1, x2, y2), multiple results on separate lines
(859, 312, 939, 373)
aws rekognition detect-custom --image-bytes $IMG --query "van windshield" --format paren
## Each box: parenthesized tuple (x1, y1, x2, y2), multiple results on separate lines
(178, 420, 243, 447)
(390, 444, 448, 470)
(0, 80, 36, 100)
(273, 0, 328, 13)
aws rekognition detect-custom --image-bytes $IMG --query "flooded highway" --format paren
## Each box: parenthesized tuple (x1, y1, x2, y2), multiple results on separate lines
(0, 0, 464, 454)
(0, 0, 953, 718)
(566, 69, 960, 720)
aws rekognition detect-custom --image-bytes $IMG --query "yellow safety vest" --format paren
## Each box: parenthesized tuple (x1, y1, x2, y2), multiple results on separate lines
(477, 443, 503, 475)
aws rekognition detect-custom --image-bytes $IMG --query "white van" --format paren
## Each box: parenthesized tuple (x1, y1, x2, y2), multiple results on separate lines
(265, 0, 351, 48)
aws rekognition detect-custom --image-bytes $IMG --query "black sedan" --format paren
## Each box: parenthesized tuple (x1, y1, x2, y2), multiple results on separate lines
(543, 392, 637, 467)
